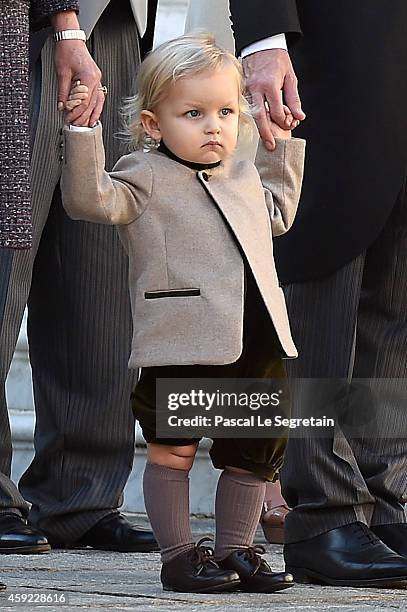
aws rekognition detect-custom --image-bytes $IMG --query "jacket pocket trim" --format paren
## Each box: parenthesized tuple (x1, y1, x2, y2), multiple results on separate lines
(144, 288, 201, 299)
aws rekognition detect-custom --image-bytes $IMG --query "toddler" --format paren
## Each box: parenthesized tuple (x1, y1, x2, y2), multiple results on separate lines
(61, 33, 305, 594)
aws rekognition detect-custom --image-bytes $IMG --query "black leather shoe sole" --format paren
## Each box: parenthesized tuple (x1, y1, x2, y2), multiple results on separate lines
(241, 579, 294, 593)
(286, 566, 407, 588)
(79, 541, 160, 553)
(51, 540, 159, 553)
(162, 578, 241, 594)
(0, 543, 51, 555)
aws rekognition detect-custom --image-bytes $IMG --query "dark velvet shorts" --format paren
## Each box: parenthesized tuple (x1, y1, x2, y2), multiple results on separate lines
(131, 269, 290, 481)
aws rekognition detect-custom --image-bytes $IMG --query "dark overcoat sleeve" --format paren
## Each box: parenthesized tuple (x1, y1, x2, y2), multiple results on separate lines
(229, 0, 301, 55)
(30, 0, 79, 31)
(229, 0, 407, 283)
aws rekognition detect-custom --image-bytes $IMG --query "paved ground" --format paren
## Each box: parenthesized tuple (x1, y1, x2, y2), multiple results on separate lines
(1, 515, 406, 611)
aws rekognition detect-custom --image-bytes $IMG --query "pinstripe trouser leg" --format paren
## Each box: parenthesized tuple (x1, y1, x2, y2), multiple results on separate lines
(0, 250, 30, 517)
(351, 180, 407, 527)
(15, 19, 141, 543)
(281, 179, 407, 543)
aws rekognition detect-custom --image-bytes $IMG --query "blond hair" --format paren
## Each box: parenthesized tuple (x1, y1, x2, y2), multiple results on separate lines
(121, 32, 252, 150)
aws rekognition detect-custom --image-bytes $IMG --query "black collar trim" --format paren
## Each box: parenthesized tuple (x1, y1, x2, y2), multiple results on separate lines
(157, 141, 221, 171)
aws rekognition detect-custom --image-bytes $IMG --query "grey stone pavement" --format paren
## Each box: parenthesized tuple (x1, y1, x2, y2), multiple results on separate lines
(1, 515, 406, 612)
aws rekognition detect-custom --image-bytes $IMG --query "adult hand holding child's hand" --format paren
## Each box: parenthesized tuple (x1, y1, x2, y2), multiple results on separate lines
(243, 49, 305, 150)
(51, 11, 103, 126)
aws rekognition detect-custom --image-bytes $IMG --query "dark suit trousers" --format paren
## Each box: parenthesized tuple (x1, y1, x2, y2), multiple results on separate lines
(0, 17, 141, 542)
(281, 179, 407, 543)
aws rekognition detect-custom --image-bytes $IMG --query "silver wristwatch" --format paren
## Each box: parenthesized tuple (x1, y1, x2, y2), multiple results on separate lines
(54, 29, 87, 43)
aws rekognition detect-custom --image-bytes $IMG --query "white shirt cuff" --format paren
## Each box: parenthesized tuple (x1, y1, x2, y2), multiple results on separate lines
(241, 34, 287, 58)
(68, 122, 99, 132)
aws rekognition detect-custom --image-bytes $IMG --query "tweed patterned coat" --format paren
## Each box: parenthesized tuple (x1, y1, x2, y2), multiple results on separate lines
(0, 0, 78, 249)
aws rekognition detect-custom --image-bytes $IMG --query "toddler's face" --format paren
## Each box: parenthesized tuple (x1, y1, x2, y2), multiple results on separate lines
(145, 65, 240, 164)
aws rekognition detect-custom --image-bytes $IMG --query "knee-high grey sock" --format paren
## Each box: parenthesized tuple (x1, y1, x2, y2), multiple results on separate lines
(143, 462, 195, 563)
(214, 469, 266, 561)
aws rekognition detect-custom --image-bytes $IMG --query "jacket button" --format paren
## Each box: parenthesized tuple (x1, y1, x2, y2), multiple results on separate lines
(202, 172, 209, 181)
(59, 155, 64, 161)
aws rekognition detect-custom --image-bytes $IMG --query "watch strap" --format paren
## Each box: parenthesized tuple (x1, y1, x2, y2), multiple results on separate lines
(54, 30, 87, 43)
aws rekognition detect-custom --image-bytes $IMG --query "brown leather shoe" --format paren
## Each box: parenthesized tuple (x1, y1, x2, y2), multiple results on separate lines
(260, 501, 290, 544)
(219, 545, 294, 593)
(161, 538, 241, 593)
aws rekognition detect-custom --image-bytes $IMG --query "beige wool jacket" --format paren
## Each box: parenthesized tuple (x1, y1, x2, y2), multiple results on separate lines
(61, 125, 305, 368)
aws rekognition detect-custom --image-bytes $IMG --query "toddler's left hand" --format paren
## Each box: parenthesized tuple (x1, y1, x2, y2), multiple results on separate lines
(269, 105, 301, 140)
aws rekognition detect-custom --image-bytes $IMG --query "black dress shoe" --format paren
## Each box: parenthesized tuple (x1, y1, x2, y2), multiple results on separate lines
(285, 521, 407, 588)
(371, 523, 407, 558)
(219, 545, 294, 593)
(74, 513, 159, 552)
(0, 581, 6, 591)
(0, 514, 50, 554)
(161, 538, 240, 593)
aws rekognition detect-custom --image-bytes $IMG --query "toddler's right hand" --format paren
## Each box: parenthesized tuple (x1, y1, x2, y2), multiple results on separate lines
(65, 81, 90, 124)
